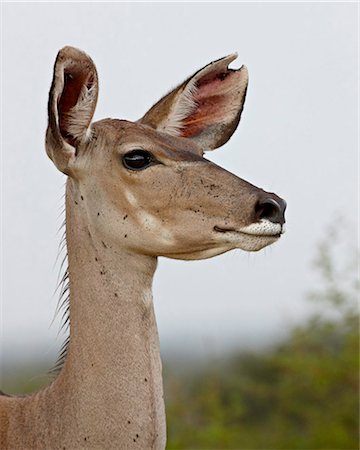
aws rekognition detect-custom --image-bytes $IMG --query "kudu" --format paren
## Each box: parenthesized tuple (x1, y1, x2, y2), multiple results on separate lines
(0, 47, 286, 449)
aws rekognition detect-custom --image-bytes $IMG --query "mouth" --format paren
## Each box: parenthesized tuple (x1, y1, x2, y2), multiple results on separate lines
(213, 221, 284, 239)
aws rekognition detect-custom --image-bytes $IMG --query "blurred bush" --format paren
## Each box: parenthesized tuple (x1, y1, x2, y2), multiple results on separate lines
(165, 228, 359, 449)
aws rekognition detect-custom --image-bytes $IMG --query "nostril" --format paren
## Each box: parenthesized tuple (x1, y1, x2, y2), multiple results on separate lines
(255, 198, 285, 225)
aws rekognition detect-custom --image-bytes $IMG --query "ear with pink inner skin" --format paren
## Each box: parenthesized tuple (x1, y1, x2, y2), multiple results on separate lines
(139, 54, 248, 150)
(46, 46, 98, 175)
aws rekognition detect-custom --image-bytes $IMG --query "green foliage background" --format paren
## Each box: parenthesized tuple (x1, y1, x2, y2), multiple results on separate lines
(2, 230, 359, 449)
(165, 305, 358, 449)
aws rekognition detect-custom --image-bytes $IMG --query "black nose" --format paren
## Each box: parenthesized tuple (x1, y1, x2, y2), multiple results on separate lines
(255, 197, 286, 225)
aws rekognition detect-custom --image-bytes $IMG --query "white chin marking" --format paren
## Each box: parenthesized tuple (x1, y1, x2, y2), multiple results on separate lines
(237, 234, 279, 252)
(239, 218, 282, 236)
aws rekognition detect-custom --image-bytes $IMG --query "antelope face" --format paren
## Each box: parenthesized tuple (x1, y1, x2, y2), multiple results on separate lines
(46, 47, 286, 260)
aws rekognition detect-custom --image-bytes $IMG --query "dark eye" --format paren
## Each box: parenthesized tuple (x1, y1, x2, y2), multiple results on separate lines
(122, 149, 153, 171)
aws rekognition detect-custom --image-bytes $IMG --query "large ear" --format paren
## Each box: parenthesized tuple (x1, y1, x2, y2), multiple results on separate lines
(139, 54, 248, 150)
(46, 46, 98, 174)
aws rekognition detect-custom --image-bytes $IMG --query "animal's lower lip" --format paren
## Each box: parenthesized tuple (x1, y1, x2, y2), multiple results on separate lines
(213, 226, 281, 238)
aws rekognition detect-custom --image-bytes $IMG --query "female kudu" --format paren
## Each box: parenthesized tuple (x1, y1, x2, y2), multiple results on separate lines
(0, 47, 286, 449)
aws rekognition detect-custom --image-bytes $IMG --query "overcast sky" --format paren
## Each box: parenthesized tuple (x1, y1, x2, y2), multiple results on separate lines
(1, 2, 357, 371)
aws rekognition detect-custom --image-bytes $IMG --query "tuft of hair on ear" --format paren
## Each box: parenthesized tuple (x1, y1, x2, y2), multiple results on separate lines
(60, 74, 97, 146)
(158, 77, 199, 137)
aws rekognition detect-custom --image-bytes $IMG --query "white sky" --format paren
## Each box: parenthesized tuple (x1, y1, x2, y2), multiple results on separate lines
(1, 2, 358, 370)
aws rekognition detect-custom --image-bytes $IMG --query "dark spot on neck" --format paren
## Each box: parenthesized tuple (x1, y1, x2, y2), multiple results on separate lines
(81, 195, 84, 201)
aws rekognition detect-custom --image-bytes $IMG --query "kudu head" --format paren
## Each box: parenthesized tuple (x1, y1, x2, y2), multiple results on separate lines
(46, 47, 286, 260)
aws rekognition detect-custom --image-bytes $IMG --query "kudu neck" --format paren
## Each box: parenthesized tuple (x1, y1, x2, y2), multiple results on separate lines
(52, 181, 165, 448)
(64, 180, 158, 349)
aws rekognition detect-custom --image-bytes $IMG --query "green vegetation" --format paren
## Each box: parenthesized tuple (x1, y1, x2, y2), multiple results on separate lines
(164, 314, 358, 449)
(164, 231, 359, 449)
